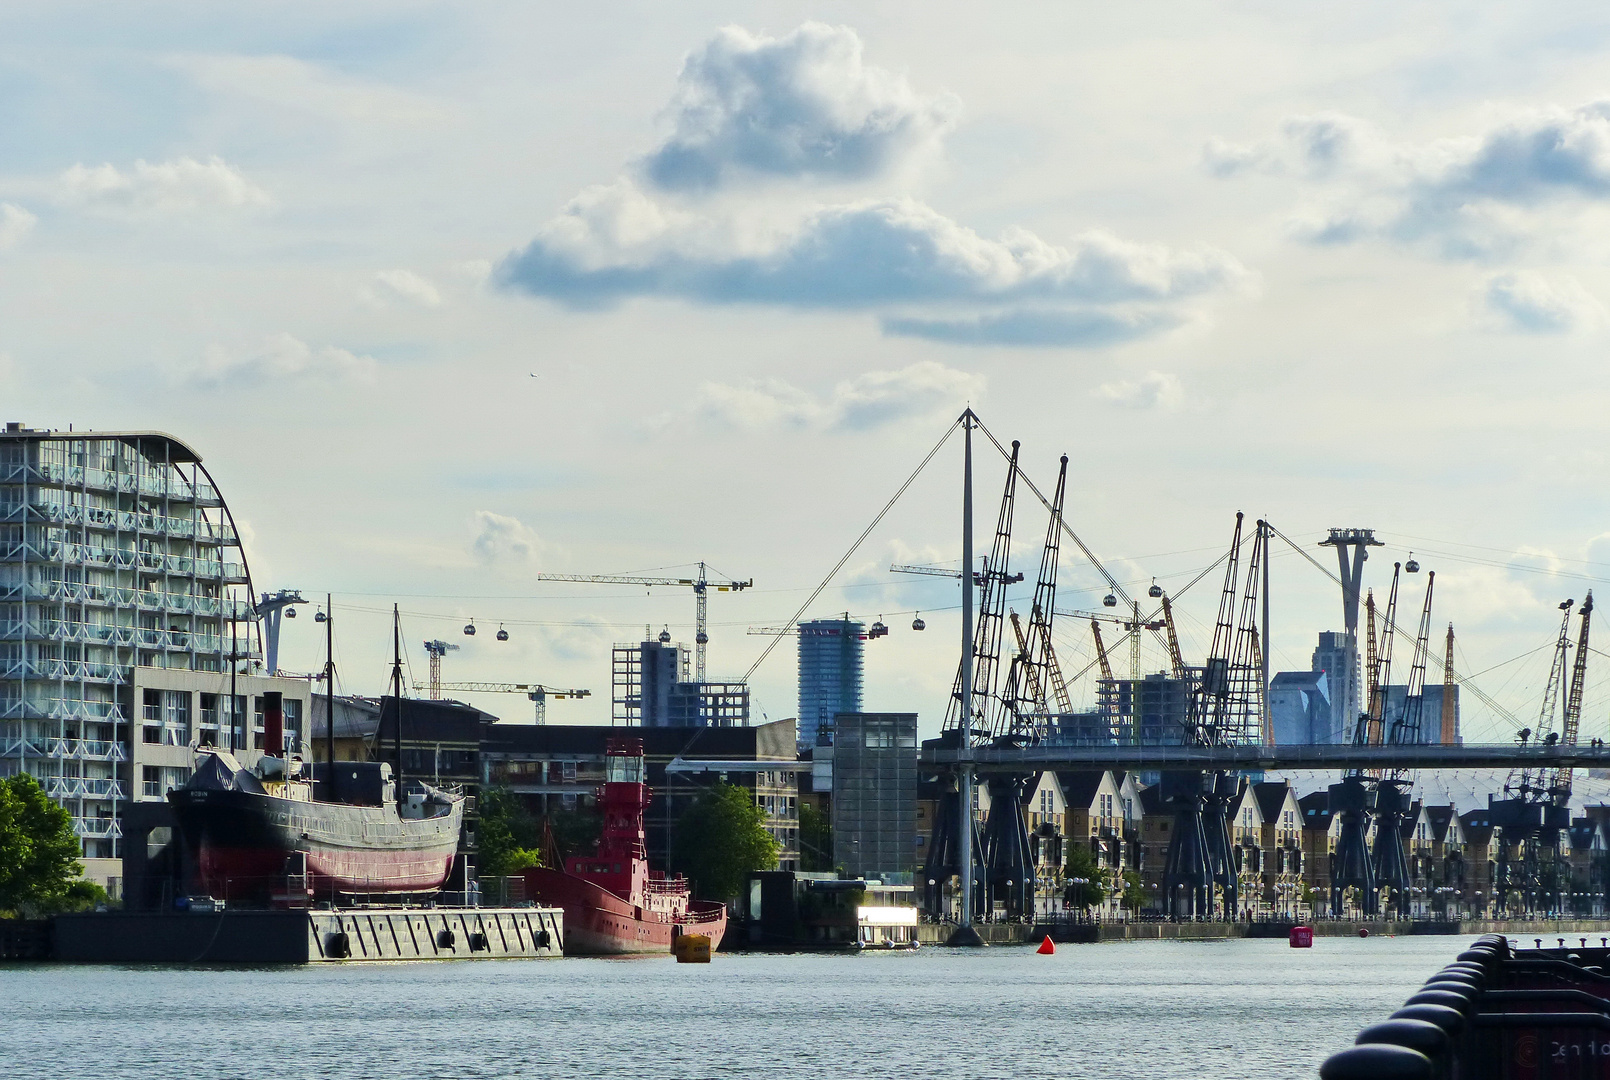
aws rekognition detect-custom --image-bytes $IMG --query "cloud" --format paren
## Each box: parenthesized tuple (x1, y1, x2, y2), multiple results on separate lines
(187, 332, 378, 386)
(1212, 101, 1610, 259)
(696, 360, 983, 432)
(57, 156, 270, 214)
(1482, 271, 1603, 333)
(1094, 371, 1185, 411)
(500, 189, 1246, 318)
(0, 203, 36, 249)
(470, 511, 548, 566)
(170, 53, 448, 126)
(642, 22, 958, 191)
(498, 22, 1247, 348)
(371, 269, 442, 308)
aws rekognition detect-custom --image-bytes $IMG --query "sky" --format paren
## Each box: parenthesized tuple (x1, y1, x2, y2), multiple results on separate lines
(6, 2, 1610, 744)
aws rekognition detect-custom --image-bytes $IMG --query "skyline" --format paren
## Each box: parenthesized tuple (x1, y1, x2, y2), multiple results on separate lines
(5, 4, 1610, 739)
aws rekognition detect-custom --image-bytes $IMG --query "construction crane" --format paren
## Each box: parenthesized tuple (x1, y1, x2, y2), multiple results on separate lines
(423, 639, 460, 700)
(1548, 592, 1592, 804)
(537, 562, 750, 682)
(1441, 624, 1457, 745)
(1090, 620, 1115, 683)
(1160, 595, 1188, 679)
(1006, 611, 1047, 715)
(412, 680, 591, 724)
(890, 563, 990, 586)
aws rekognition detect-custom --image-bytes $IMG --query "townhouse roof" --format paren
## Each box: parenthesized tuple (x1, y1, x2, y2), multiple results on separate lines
(1299, 790, 1334, 829)
(1252, 781, 1292, 822)
(1055, 770, 1108, 807)
(1425, 804, 1458, 842)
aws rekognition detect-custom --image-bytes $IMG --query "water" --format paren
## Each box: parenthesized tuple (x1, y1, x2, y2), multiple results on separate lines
(2, 935, 1469, 1079)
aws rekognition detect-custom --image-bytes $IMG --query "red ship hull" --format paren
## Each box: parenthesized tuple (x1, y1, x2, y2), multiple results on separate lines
(523, 867, 727, 955)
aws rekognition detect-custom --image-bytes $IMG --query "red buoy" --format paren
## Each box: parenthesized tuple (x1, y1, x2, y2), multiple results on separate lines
(1037, 935, 1056, 955)
(1289, 925, 1313, 948)
(1358, 927, 1370, 938)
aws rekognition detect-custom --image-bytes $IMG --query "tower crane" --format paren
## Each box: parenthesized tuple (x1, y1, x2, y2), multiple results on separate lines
(1160, 595, 1188, 679)
(411, 680, 591, 725)
(423, 639, 460, 700)
(1090, 620, 1114, 683)
(537, 562, 751, 682)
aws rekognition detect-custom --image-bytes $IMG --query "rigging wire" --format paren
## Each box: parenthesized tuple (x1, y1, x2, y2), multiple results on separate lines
(741, 414, 964, 683)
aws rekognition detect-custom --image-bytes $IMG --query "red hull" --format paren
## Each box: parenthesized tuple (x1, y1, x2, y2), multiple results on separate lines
(524, 867, 726, 955)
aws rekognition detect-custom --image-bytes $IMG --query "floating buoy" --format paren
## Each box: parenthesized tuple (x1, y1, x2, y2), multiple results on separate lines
(1289, 925, 1313, 948)
(674, 933, 712, 963)
(1358, 927, 1370, 938)
(1037, 935, 1056, 955)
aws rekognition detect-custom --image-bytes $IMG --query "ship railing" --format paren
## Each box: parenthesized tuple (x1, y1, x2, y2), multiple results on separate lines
(644, 877, 690, 895)
(681, 907, 726, 924)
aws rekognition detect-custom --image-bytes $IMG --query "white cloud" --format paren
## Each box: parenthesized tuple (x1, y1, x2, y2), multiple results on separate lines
(471, 511, 548, 566)
(696, 360, 983, 432)
(0, 203, 36, 249)
(1094, 371, 1185, 411)
(187, 332, 378, 386)
(1482, 271, 1603, 333)
(58, 156, 270, 214)
(642, 22, 959, 191)
(1212, 101, 1610, 259)
(371, 269, 442, 308)
(170, 53, 449, 126)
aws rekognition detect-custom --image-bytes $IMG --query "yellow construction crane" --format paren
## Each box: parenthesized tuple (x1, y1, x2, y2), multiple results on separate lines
(1160, 595, 1188, 679)
(537, 562, 750, 682)
(412, 680, 591, 725)
(1008, 611, 1048, 711)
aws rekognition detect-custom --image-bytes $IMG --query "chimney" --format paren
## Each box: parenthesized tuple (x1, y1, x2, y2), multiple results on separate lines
(264, 691, 284, 756)
(5, 422, 21, 433)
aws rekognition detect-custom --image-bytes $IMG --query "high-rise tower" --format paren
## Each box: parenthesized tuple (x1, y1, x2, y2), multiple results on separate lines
(797, 618, 864, 749)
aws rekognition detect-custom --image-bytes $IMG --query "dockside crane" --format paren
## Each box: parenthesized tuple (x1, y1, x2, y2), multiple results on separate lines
(423, 639, 460, 700)
(413, 680, 591, 724)
(1372, 568, 1434, 917)
(1161, 595, 1188, 680)
(1091, 620, 1115, 683)
(536, 563, 751, 682)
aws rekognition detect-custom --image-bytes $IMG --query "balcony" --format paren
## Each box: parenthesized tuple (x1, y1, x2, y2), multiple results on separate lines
(46, 776, 124, 800)
(71, 816, 121, 840)
(46, 738, 127, 762)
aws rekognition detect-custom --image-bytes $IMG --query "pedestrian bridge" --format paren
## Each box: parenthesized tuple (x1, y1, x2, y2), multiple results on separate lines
(920, 742, 1610, 774)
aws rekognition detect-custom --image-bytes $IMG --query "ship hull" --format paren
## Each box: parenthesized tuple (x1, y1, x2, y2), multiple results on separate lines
(523, 867, 727, 955)
(169, 787, 461, 902)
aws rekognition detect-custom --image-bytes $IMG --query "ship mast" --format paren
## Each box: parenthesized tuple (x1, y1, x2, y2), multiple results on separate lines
(393, 603, 404, 812)
(325, 592, 336, 800)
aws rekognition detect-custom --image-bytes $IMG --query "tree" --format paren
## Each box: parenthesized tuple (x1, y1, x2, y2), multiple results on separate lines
(1120, 869, 1146, 912)
(0, 774, 91, 916)
(671, 781, 780, 901)
(475, 785, 544, 877)
(798, 802, 833, 872)
(1062, 843, 1108, 909)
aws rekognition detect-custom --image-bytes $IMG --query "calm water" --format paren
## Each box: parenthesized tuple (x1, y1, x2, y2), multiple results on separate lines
(2, 935, 1471, 1079)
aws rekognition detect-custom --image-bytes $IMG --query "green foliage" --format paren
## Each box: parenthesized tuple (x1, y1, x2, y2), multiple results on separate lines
(671, 781, 780, 901)
(476, 786, 544, 877)
(0, 774, 88, 916)
(1120, 869, 1145, 911)
(798, 802, 833, 872)
(1062, 843, 1108, 909)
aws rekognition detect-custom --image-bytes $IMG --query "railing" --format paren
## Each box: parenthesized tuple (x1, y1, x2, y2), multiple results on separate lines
(47, 776, 124, 800)
(142, 780, 162, 798)
(46, 738, 127, 761)
(71, 816, 121, 840)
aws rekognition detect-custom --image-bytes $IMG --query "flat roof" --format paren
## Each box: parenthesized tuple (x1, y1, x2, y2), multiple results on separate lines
(0, 425, 203, 464)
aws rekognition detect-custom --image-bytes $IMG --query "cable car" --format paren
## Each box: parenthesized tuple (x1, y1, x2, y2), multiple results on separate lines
(464, 621, 477, 636)
(696, 631, 709, 645)
(658, 627, 671, 644)
(912, 613, 926, 631)
(1103, 593, 1118, 608)
(1148, 579, 1163, 598)
(285, 607, 297, 618)
(870, 617, 888, 638)
(496, 624, 510, 642)
(1405, 553, 1420, 573)
(315, 609, 327, 624)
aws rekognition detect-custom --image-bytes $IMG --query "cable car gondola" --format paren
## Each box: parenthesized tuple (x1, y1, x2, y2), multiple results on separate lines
(912, 613, 926, 631)
(464, 620, 477, 636)
(1405, 553, 1420, 573)
(496, 624, 510, 642)
(869, 617, 889, 639)
(1148, 578, 1162, 598)
(1103, 593, 1118, 608)
(658, 627, 671, 643)
(315, 609, 327, 623)
(285, 607, 297, 618)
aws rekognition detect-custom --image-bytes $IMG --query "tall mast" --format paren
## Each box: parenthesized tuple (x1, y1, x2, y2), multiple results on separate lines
(957, 410, 975, 931)
(393, 603, 404, 811)
(325, 592, 336, 799)
(229, 606, 238, 753)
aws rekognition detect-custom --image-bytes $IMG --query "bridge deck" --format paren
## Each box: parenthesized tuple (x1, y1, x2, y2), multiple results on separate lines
(921, 743, 1610, 773)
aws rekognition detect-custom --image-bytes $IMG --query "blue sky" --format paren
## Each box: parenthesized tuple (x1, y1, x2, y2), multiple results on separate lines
(6, 2, 1610, 739)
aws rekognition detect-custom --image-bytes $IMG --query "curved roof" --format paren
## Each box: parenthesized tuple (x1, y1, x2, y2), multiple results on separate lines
(0, 426, 204, 463)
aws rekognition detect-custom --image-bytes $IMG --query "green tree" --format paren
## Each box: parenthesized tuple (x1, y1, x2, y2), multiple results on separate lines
(798, 802, 833, 872)
(671, 781, 780, 901)
(0, 774, 92, 916)
(1062, 843, 1108, 909)
(1120, 869, 1146, 912)
(475, 786, 544, 877)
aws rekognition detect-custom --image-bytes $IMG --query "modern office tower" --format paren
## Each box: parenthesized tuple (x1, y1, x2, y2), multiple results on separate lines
(1312, 631, 1361, 741)
(0, 423, 310, 889)
(830, 712, 916, 881)
(796, 618, 864, 749)
(1270, 670, 1332, 744)
(611, 637, 749, 727)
